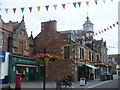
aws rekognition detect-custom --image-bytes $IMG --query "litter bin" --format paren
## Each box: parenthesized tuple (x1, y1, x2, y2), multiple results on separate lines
(100, 75, 106, 81)
(4, 75, 11, 84)
(80, 77, 86, 86)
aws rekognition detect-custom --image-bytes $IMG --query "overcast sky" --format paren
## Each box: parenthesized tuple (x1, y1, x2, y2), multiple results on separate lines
(0, 0, 119, 54)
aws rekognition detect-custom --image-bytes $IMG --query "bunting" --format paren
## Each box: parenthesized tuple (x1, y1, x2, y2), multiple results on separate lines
(5, 8, 8, 14)
(29, 7, 32, 12)
(103, 0, 105, 3)
(93, 21, 118, 36)
(0, 0, 116, 14)
(77, 2, 81, 7)
(37, 6, 41, 11)
(21, 8, 24, 13)
(53, 4, 57, 10)
(45, 5, 49, 11)
(86, 1, 89, 6)
(13, 8, 16, 14)
(62, 4, 66, 9)
(73, 2, 77, 8)
(94, 0, 98, 5)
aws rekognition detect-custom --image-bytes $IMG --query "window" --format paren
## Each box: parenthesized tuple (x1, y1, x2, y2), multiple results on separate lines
(29, 46, 33, 57)
(80, 48, 84, 59)
(89, 51, 91, 61)
(64, 46, 70, 58)
(18, 42, 24, 55)
(0, 32, 3, 50)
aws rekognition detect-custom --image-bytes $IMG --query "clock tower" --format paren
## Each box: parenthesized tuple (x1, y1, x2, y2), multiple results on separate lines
(83, 16, 94, 39)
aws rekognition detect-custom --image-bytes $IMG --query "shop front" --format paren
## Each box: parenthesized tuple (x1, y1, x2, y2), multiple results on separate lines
(8, 54, 40, 83)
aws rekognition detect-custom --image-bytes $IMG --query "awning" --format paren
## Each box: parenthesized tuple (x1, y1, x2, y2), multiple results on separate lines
(85, 64, 98, 69)
(16, 64, 37, 67)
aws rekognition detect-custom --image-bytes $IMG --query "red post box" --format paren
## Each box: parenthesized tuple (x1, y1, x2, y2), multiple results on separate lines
(15, 73, 22, 90)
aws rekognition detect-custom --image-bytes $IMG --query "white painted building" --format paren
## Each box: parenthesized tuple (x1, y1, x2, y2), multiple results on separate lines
(0, 51, 10, 83)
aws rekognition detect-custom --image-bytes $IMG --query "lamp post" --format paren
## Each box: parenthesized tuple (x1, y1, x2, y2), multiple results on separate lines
(43, 49, 46, 90)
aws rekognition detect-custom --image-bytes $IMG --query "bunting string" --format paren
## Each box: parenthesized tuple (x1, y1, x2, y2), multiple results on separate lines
(0, 0, 115, 14)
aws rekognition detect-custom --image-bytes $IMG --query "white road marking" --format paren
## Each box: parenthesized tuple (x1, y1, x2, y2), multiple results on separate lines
(83, 78, 118, 90)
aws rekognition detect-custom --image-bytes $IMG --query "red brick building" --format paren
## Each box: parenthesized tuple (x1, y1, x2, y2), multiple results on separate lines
(34, 20, 100, 81)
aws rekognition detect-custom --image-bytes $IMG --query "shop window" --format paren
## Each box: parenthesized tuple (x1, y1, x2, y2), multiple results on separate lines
(64, 46, 70, 59)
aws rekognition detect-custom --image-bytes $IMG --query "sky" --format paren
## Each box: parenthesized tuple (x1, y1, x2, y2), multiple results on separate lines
(0, 0, 119, 54)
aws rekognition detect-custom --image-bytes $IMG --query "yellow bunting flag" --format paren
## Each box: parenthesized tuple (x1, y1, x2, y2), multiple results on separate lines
(37, 6, 41, 11)
(86, 1, 89, 6)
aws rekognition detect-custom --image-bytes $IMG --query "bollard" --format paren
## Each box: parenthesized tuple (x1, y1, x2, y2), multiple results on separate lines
(15, 73, 22, 90)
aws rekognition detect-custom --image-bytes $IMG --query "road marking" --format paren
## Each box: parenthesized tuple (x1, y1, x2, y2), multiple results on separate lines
(83, 78, 118, 90)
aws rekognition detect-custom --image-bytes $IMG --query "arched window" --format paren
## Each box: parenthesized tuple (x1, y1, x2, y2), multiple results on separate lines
(0, 32, 3, 50)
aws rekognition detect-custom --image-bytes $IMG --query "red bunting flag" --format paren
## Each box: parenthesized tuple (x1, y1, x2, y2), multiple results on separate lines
(37, 6, 40, 11)
(77, 2, 81, 7)
(116, 22, 119, 25)
(62, 4, 66, 9)
(13, 8, 16, 14)
(110, 26, 112, 29)
(29, 7, 32, 12)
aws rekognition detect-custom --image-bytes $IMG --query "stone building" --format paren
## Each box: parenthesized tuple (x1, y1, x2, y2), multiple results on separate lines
(0, 16, 40, 83)
(34, 20, 100, 81)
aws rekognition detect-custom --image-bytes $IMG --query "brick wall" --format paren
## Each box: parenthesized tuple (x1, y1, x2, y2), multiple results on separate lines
(0, 17, 13, 51)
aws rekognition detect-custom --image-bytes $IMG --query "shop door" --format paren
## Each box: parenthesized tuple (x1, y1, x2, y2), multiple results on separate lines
(29, 67, 36, 81)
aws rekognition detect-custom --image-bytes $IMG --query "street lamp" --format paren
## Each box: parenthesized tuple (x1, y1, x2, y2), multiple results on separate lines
(43, 49, 46, 90)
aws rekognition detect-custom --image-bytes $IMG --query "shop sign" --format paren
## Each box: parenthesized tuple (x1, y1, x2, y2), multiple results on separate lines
(13, 57, 35, 64)
(0, 51, 6, 62)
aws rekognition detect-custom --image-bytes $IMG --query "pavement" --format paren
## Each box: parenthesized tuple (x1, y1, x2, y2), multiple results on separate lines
(1, 74, 119, 89)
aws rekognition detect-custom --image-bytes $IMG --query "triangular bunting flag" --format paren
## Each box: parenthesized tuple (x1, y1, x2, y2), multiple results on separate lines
(29, 7, 32, 13)
(77, 2, 81, 7)
(103, 0, 105, 3)
(116, 22, 119, 25)
(111, 0, 113, 2)
(62, 4, 66, 9)
(113, 24, 115, 27)
(101, 30, 103, 33)
(107, 27, 109, 30)
(37, 6, 41, 11)
(21, 8, 24, 13)
(99, 31, 101, 34)
(13, 8, 16, 14)
(104, 29, 106, 31)
(96, 33, 97, 35)
(53, 4, 57, 10)
(45, 5, 49, 11)
(110, 26, 112, 29)
(5, 8, 8, 14)
(73, 2, 76, 8)
(94, 0, 98, 5)
(86, 1, 89, 6)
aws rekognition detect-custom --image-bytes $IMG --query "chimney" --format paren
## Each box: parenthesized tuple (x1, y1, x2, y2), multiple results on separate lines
(41, 20, 57, 32)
